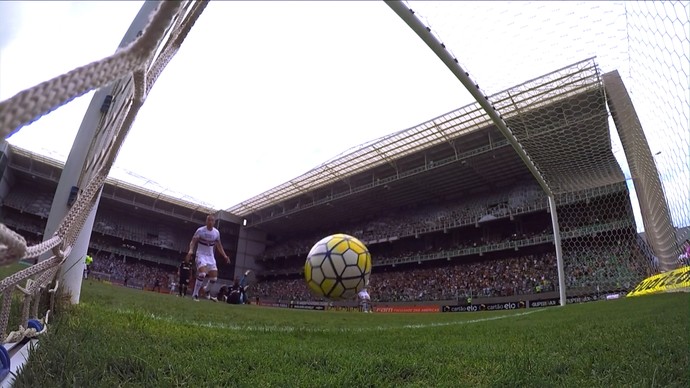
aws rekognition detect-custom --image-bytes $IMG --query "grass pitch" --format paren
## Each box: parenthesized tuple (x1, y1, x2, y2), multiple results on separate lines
(9, 280, 690, 387)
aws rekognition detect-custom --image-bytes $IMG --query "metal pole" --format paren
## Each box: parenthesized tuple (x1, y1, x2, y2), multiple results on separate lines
(549, 195, 567, 306)
(385, 0, 552, 197)
(43, 1, 162, 304)
(386, 0, 568, 306)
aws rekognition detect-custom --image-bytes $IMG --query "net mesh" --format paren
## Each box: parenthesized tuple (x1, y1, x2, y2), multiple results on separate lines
(0, 1, 205, 344)
(622, 1, 690, 264)
(404, 0, 689, 287)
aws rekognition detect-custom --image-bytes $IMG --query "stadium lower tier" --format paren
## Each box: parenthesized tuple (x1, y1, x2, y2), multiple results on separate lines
(85, 245, 647, 304)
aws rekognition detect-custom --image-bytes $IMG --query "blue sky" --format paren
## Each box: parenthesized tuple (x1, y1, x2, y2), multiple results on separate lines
(1, 1, 688, 230)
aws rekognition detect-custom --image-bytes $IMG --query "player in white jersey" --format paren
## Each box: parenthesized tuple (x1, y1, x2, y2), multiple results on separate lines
(358, 288, 372, 313)
(187, 214, 230, 301)
(678, 239, 690, 267)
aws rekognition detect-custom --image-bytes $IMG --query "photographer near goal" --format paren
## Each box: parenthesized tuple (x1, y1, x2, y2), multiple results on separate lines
(187, 214, 230, 301)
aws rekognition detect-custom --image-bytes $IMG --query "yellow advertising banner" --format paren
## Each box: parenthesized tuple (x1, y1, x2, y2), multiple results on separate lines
(627, 266, 690, 297)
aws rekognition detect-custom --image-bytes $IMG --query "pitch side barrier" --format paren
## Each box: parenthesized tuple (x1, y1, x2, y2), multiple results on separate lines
(440, 293, 615, 313)
(257, 293, 611, 313)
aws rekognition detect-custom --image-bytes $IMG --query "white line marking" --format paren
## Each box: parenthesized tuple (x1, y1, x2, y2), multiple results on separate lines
(400, 309, 545, 329)
(113, 308, 546, 333)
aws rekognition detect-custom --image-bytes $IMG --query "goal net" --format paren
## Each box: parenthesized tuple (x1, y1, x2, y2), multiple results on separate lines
(0, 1, 206, 347)
(397, 0, 689, 294)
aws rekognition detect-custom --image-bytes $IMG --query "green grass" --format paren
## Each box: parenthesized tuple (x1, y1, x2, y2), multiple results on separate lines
(0, 262, 31, 280)
(9, 281, 690, 387)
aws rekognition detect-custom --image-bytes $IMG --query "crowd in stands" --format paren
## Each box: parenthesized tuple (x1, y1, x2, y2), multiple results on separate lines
(4, 229, 651, 305)
(2, 178, 651, 304)
(88, 234, 180, 266)
(261, 183, 548, 258)
(2, 188, 52, 218)
(2, 209, 48, 236)
(2, 188, 190, 253)
(261, 183, 629, 259)
(259, 220, 628, 275)
(93, 212, 186, 251)
(372, 230, 549, 261)
(89, 253, 176, 290)
(367, 254, 557, 302)
(565, 244, 652, 289)
(255, 239, 647, 303)
(254, 255, 549, 303)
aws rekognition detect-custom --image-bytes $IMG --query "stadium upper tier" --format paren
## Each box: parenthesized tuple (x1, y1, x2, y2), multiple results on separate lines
(230, 59, 625, 235)
(6, 145, 217, 221)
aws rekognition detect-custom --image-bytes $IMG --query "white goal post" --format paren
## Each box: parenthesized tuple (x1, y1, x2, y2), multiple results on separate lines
(385, 0, 569, 305)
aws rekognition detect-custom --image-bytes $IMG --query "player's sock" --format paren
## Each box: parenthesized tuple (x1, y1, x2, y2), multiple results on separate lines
(201, 277, 211, 299)
(193, 274, 206, 297)
(208, 277, 218, 301)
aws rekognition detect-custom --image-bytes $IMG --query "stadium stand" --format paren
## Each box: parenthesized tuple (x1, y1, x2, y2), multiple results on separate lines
(1, 141, 645, 305)
(0, 59, 676, 307)
(0, 146, 237, 285)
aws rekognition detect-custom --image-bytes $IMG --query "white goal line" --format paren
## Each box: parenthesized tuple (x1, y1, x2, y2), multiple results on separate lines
(113, 308, 547, 333)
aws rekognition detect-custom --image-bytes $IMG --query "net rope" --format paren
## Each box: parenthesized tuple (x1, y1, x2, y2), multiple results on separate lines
(0, 0, 207, 344)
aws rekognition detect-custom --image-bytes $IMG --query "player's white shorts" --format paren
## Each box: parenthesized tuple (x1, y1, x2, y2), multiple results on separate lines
(195, 254, 217, 272)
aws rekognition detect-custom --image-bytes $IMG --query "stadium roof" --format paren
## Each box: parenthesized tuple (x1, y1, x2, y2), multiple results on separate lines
(227, 58, 604, 218)
(234, 62, 624, 236)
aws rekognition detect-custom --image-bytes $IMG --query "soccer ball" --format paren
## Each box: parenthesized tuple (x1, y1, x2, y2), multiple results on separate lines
(304, 233, 372, 300)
